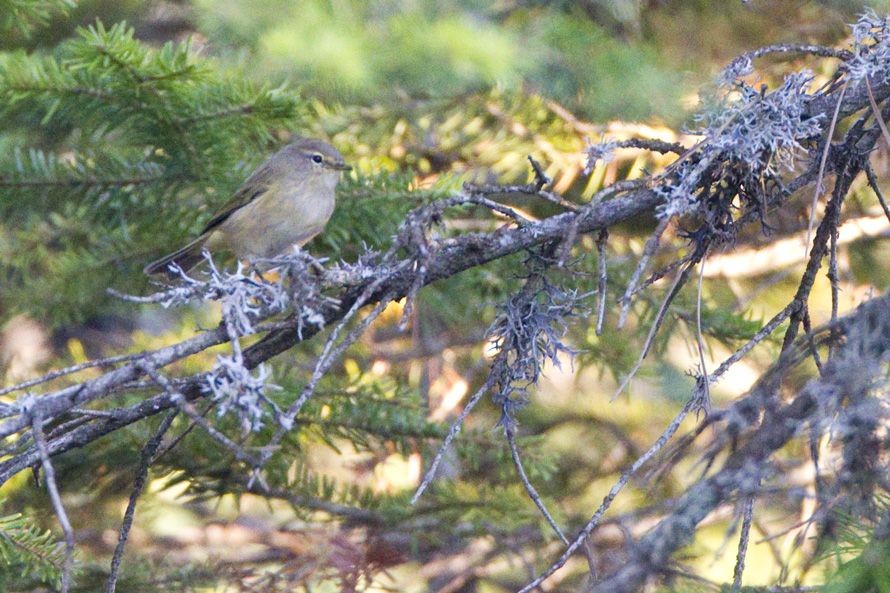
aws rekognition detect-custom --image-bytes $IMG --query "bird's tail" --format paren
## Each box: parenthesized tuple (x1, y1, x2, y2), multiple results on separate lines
(143, 234, 209, 277)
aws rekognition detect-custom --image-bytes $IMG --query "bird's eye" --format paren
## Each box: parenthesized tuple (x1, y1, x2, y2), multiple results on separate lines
(311, 154, 324, 164)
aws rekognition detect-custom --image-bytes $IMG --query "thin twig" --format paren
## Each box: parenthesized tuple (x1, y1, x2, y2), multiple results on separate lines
(463, 193, 534, 224)
(731, 43, 852, 64)
(595, 137, 686, 156)
(275, 262, 409, 428)
(276, 294, 393, 430)
(505, 426, 569, 546)
(155, 402, 211, 460)
(595, 229, 608, 336)
(619, 218, 671, 328)
(141, 364, 261, 467)
(695, 253, 711, 412)
(804, 82, 847, 256)
(864, 161, 890, 223)
(627, 253, 695, 300)
(465, 181, 579, 212)
(731, 495, 756, 593)
(411, 379, 492, 504)
(517, 397, 697, 593)
(252, 278, 404, 485)
(104, 410, 177, 593)
(801, 306, 824, 375)
(782, 152, 859, 352)
(708, 302, 797, 383)
(399, 225, 432, 332)
(31, 413, 75, 593)
(827, 222, 840, 359)
(613, 261, 692, 400)
(528, 155, 552, 191)
(557, 214, 583, 266)
(0, 350, 152, 401)
(865, 76, 890, 151)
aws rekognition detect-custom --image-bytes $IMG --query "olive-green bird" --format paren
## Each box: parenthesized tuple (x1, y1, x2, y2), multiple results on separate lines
(144, 138, 351, 276)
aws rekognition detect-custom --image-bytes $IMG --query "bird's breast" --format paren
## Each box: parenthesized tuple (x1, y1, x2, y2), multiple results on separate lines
(215, 182, 336, 260)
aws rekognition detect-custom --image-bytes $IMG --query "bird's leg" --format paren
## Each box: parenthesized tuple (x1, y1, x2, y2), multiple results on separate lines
(309, 259, 326, 276)
(246, 259, 281, 284)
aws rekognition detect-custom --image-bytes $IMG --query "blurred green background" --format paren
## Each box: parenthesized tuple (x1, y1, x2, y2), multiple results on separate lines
(17, 0, 889, 123)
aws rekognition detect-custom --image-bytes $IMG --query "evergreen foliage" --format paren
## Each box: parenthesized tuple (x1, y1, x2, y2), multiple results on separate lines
(0, 0, 74, 38)
(0, 508, 66, 588)
(0, 20, 303, 322)
(822, 497, 890, 593)
(195, 0, 683, 121)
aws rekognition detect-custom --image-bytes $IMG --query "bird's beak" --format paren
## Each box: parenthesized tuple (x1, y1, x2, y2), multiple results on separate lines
(328, 162, 352, 171)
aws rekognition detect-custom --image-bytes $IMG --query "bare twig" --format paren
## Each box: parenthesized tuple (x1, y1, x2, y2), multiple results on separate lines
(731, 494, 757, 593)
(708, 302, 797, 383)
(141, 363, 261, 466)
(411, 379, 492, 504)
(801, 306, 825, 374)
(255, 289, 398, 480)
(593, 137, 686, 157)
(104, 410, 177, 593)
(729, 43, 852, 66)
(613, 260, 694, 400)
(618, 218, 671, 328)
(517, 397, 698, 593)
(588, 292, 890, 593)
(695, 253, 711, 412)
(464, 181, 579, 212)
(595, 229, 608, 336)
(864, 160, 890, 223)
(865, 76, 890, 150)
(783, 149, 860, 352)
(31, 412, 75, 593)
(627, 252, 695, 299)
(505, 426, 569, 546)
(804, 82, 846, 256)
(0, 351, 152, 401)
(827, 223, 840, 359)
(528, 155, 552, 191)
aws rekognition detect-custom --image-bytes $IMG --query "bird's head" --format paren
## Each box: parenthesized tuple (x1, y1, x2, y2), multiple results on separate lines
(292, 138, 351, 175)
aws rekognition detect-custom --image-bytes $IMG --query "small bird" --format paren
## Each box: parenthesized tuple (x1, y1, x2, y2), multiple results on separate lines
(144, 138, 351, 276)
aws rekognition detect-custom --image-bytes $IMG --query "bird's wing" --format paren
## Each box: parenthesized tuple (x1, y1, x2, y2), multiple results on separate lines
(200, 164, 276, 234)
